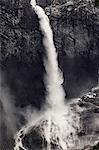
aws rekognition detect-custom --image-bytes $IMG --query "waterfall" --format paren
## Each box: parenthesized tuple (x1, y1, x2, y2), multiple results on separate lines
(32, 3, 65, 108)
(14, 1, 79, 150)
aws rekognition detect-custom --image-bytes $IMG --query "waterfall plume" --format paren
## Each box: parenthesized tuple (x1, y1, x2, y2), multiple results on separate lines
(14, 1, 79, 150)
(31, 1, 65, 108)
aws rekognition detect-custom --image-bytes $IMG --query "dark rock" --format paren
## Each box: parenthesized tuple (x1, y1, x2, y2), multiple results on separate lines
(93, 142, 99, 150)
(0, 1, 99, 149)
(94, 108, 99, 113)
(1, 0, 99, 100)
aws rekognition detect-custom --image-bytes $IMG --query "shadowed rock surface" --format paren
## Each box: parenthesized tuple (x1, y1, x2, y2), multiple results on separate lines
(15, 87, 99, 150)
(1, 0, 99, 102)
(0, 0, 99, 149)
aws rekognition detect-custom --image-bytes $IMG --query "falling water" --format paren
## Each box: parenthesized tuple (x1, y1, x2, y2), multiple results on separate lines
(14, 1, 79, 150)
(32, 4, 65, 108)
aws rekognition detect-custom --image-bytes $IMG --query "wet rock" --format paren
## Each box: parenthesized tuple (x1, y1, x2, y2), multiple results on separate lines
(0, 1, 99, 149)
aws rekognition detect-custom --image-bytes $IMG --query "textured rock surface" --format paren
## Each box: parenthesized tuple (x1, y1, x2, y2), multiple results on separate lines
(1, 0, 99, 60)
(0, 0, 99, 149)
(1, 0, 99, 103)
(1, 0, 99, 102)
(17, 87, 99, 150)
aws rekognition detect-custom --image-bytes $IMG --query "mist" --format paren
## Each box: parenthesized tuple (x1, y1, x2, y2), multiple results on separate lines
(34, 5, 65, 108)
(0, 72, 18, 135)
(13, 1, 80, 150)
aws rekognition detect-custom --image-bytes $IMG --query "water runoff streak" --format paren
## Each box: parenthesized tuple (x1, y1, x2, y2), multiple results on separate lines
(14, 0, 79, 150)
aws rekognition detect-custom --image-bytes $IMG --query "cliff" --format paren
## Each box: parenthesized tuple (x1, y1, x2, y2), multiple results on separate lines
(0, 0, 99, 150)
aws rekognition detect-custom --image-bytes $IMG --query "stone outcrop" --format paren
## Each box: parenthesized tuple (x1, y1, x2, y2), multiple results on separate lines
(1, 0, 99, 103)
(0, 1, 99, 149)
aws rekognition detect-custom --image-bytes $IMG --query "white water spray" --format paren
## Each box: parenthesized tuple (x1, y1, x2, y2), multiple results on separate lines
(33, 3, 65, 108)
(14, 1, 79, 150)
(0, 73, 17, 135)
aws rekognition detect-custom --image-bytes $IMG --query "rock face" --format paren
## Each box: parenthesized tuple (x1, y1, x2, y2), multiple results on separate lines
(15, 87, 99, 150)
(0, 0, 99, 149)
(0, 0, 99, 103)
(1, 0, 99, 103)
(1, 0, 99, 60)
(74, 87, 99, 150)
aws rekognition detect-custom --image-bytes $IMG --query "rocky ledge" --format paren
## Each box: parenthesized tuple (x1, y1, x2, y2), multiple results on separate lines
(15, 86, 99, 150)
